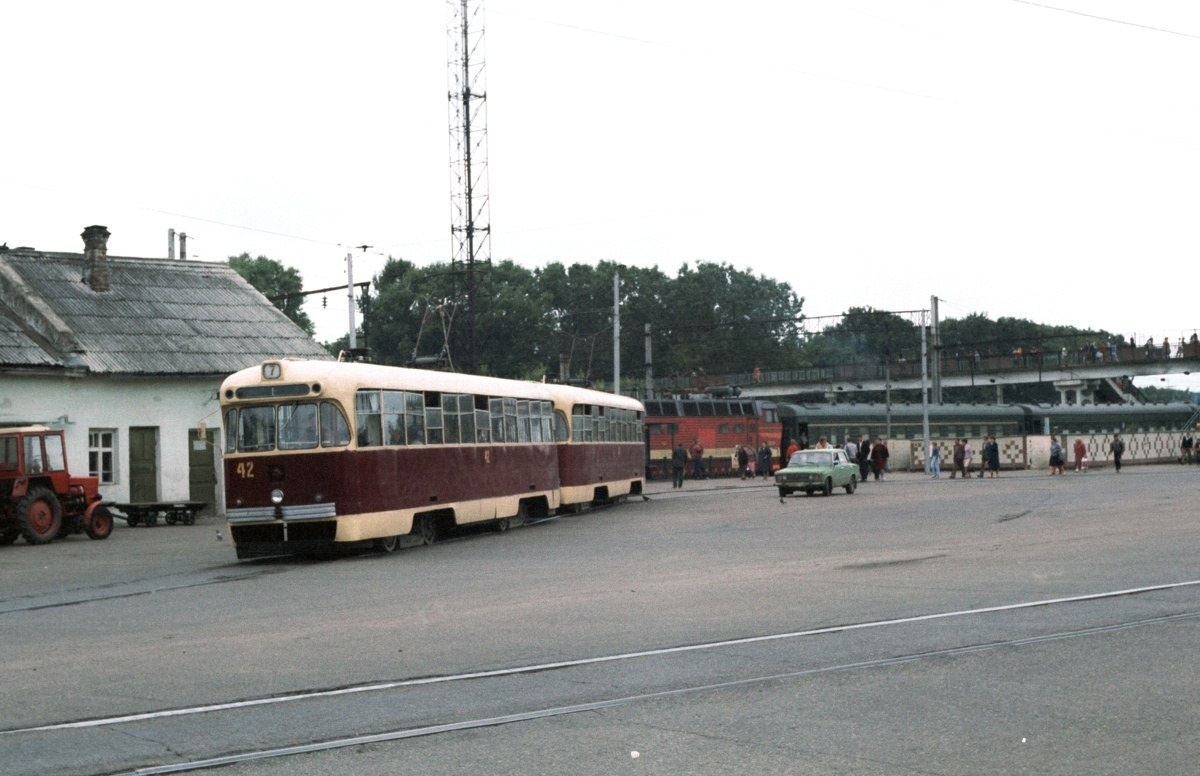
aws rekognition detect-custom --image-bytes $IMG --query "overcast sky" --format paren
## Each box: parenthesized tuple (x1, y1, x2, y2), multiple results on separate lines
(4, 1, 1199, 390)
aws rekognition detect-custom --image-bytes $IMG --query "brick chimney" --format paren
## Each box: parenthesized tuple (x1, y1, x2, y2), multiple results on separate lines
(82, 224, 111, 292)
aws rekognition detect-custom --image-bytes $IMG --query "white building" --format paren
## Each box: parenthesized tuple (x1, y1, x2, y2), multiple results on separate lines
(0, 225, 332, 515)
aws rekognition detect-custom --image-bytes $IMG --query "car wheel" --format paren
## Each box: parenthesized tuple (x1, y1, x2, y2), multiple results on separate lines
(845, 476, 856, 495)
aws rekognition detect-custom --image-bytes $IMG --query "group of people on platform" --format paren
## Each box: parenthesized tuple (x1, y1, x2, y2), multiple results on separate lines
(668, 425, 1199, 487)
(928, 437, 1001, 479)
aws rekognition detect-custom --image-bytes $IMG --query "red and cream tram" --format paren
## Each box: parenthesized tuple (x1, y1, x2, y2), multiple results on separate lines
(220, 359, 645, 559)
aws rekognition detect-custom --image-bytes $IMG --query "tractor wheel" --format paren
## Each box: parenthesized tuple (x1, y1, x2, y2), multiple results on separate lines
(86, 505, 114, 540)
(18, 487, 63, 545)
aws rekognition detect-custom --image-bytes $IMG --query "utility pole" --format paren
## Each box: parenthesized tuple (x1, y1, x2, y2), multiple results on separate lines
(931, 295, 942, 404)
(613, 273, 620, 396)
(448, 0, 491, 372)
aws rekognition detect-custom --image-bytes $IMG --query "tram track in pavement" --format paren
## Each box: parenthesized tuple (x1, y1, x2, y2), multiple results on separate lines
(5, 580, 1198, 775)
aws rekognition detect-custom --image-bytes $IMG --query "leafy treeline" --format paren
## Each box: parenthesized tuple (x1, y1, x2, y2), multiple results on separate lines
(356, 258, 805, 383)
(233, 254, 1136, 402)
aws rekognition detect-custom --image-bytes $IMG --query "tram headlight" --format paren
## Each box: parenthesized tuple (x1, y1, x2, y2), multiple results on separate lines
(270, 489, 285, 505)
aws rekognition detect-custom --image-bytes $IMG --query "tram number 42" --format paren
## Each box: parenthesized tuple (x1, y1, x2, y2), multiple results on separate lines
(235, 461, 255, 479)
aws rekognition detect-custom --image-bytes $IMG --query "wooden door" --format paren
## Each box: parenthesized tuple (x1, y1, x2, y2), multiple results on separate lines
(128, 427, 159, 503)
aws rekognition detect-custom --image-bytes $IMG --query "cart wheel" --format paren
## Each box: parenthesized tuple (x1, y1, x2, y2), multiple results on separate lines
(183, 511, 196, 526)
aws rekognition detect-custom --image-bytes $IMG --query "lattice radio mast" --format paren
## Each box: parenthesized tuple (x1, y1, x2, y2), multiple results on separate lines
(447, 0, 491, 372)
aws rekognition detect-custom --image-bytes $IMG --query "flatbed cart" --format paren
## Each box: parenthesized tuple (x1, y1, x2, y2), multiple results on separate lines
(109, 501, 207, 527)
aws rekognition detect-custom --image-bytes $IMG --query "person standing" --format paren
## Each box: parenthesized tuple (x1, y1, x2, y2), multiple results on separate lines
(1073, 437, 1088, 472)
(736, 445, 750, 480)
(870, 438, 889, 480)
(844, 436, 859, 467)
(758, 442, 773, 480)
(1049, 436, 1065, 475)
(952, 438, 965, 479)
(690, 437, 706, 480)
(929, 443, 941, 478)
(1110, 434, 1125, 472)
(1181, 431, 1194, 465)
(984, 436, 1000, 477)
(856, 435, 871, 482)
(671, 443, 688, 488)
(963, 438, 974, 479)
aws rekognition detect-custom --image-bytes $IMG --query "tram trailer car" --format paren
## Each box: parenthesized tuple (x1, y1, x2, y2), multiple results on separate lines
(778, 401, 1197, 448)
(644, 398, 781, 477)
(220, 359, 645, 559)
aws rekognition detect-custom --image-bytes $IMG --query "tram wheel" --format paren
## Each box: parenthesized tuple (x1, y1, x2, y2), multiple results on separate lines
(375, 535, 399, 553)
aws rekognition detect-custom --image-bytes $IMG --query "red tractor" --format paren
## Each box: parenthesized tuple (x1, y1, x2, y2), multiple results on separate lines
(0, 425, 114, 545)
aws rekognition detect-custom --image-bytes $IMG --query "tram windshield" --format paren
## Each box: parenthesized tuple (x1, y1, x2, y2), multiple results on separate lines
(224, 402, 351, 453)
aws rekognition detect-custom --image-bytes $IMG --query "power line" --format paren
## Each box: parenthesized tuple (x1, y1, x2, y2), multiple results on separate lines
(1009, 0, 1200, 39)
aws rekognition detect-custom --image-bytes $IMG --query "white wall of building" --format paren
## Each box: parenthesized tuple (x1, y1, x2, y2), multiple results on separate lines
(0, 373, 224, 511)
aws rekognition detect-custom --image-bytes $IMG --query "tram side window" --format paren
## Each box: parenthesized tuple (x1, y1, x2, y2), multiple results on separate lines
(278, 403, 319, 450)
(355, 390, 383, 447)
(426, 392, 443, 445)
(442, 393, 462, 444)
(517, 400, 531, 443)
(572, 405, 592, 442)
(382, 391, 405, 445)
(238, 405, 278, 452)
(224, 409, 238, 453)
(320, 403, 351, 447)
(504, 397, 519, 443)
(476, 395, 491, 443)
(459, 394, 477, 443)
(489, 398, 505, 442)
(554, 410, 569, 442)
(406, 391, 426, 444)
(595, 406, 608, 441)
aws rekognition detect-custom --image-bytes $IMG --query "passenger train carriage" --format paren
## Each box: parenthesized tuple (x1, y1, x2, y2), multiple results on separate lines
(220, 359, 644, 559)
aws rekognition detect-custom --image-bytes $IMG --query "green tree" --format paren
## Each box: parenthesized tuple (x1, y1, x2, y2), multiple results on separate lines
(229, 253, 314, 336)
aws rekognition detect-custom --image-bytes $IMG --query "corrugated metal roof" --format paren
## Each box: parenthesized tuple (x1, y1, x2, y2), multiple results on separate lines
(0, 247, 332, 375)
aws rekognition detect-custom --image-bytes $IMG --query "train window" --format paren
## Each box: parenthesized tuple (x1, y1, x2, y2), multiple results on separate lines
(474, 409, 489, 443)
(517, 400, 532, 443)
(453, 395, 474, 444)
(426, 407, 444, 444)
(717, 423, 730, 434)
(554, 411, 569, 441)
(504, 398, 519, 443)
(540, 401, 553, 442)
(278, 403, 319, 450)
(444, 409, 460, 444)
(223, 409, 238, 453)
(319, 403, 351, 447)
(238, 405, 278, 452)
(355, 390, 383, 447)
(733, 423, 744, 434)
(405, 391, 425, 445)
(383, 391, 405, 445)
(489, 398, 505, 442)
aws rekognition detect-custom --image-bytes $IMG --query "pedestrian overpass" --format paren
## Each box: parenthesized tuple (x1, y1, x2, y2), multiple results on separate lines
(655, 347, 1200, 404)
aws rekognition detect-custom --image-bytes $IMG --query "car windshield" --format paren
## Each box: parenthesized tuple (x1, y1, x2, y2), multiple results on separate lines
(789, 451, 833, 467)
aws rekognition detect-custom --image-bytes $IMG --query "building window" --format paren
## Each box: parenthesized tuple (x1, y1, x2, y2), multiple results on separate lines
(89, 429, 117, 484)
